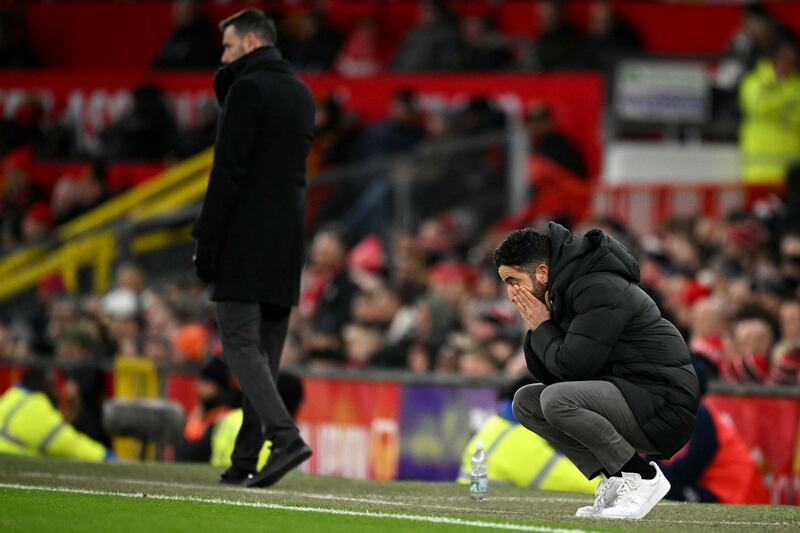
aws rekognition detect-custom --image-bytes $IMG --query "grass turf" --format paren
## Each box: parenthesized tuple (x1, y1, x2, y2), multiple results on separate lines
(1, 455, 798, 533)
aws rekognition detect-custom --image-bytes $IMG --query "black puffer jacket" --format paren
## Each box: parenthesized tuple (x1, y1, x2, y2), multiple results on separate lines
(525, 222, 699, 457)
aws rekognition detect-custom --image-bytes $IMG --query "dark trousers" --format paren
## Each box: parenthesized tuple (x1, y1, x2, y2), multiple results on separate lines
(512, 381, 658, 479)
(216, 301, 297, 471)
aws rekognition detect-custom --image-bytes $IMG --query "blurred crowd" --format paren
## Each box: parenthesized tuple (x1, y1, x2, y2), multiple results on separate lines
(2, 0, 799, 248)
(0, 163, 799, 448)
(2, 167, 799, 384)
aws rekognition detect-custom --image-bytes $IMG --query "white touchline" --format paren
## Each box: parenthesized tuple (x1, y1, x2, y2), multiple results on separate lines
(0, 482, 599, 533)
(18, 472, 478, 512)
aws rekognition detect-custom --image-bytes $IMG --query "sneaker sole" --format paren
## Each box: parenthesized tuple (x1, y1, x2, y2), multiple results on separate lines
(598, 477, 671, 520)
(575, 506, 599, 517)
(243, 447, 312, 488)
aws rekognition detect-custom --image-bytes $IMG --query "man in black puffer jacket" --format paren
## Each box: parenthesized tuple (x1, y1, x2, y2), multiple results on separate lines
(494, 223, 698, 520)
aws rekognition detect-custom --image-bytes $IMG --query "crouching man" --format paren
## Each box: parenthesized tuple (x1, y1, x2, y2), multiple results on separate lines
(494, 223, 698, 520)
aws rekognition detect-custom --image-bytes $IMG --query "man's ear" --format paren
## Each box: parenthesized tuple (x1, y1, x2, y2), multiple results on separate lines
(244, 32, 260, 53)
(535, 264, 549, 285)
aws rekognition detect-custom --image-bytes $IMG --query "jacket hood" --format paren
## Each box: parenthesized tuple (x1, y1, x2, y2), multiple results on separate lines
(547, 222, 640, 294)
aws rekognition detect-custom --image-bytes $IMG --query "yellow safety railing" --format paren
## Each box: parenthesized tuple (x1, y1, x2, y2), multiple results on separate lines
(0, 231, 117, 300)
(57, 147, 212, 240)
(0, 147, 214, 302)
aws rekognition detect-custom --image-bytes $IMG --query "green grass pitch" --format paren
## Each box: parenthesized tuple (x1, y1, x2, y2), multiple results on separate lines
(1, 455, 798, 532)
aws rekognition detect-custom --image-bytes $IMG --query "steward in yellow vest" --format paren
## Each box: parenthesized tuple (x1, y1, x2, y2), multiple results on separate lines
(211, 408, 273, 470)
(739, 40, 800, 184)
(0, 368, 112, 462)
(458, 414, 597, 494)
(458, 378, 597, 494)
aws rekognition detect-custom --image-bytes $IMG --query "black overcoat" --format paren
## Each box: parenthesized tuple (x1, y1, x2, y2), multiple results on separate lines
(524, 222, 699, 458)
(192, 46, 315, 306)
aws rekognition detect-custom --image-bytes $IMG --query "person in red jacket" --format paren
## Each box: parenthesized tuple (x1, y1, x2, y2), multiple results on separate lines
(655, 356, 770, 504)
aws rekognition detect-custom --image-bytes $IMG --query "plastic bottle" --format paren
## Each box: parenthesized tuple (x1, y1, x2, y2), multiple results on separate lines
(469, 439, 488, 501)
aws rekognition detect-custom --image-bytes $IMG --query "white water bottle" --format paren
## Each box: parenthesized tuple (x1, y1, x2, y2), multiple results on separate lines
(469, 439, 488, 501)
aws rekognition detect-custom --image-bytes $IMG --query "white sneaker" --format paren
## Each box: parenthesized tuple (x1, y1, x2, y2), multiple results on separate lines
(575, 474, 623, 517)
(598, 462, 671, 520)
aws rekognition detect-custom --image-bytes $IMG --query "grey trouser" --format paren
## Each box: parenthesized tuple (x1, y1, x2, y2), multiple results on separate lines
(216, 301, 296, 471)
(512, 381, 657, 479)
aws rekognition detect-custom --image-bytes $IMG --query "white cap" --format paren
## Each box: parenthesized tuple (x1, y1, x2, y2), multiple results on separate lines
(102, 288, 139, 319)
(475, 439, 484, 451)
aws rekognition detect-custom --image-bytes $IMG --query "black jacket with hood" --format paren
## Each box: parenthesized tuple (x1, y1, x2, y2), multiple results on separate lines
(525, 222, 699, 458)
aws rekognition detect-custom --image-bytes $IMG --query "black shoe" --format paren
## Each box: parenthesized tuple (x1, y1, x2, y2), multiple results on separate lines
(242, 437, 312, 488)
(219, 466, 255, 485)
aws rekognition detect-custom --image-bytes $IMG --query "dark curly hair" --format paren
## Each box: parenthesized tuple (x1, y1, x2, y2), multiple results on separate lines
(493, 228, 551, 270)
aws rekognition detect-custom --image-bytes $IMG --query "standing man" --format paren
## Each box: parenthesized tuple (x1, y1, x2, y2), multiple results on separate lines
(494, 223, 698, 520)
(192, 8, 315, 488)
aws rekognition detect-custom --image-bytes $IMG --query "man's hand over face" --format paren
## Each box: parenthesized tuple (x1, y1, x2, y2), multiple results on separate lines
(511, 285, 551, 331)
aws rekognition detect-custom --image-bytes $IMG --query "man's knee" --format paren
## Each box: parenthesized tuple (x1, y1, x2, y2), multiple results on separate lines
(539, 383, 576, 426)
(511, 384, 546, 426)
(220, 325, 260, 355)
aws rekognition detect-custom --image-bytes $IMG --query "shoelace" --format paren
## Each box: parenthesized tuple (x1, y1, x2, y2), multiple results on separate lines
(593, 478, 613, 507)
(612, 478, 638, 506)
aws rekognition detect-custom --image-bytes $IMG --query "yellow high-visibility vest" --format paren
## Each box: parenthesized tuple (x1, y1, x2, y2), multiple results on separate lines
(457, 415, 598, 494)
(739, 59, 800, 184)
(0, 385, 106, 462)
(210, 408, 271, 470)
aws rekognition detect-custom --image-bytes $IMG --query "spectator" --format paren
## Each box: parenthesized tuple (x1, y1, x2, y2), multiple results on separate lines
(175, 356, 240, 462)
(335, 17, 383, 77)
(174, 99, 218, 158)
(100, 288, 143, 356)
(720, 304, 777, 383)
(713, 5, 785, 128)
(153, 0, 219, 70)
(343, 323, 385, 368)
(51, 160, 109, 225)
(527, 104, 586, 179)
(282, 11, 341, 73)
(739, 38, 800, 183)
(581, 0, 642, 72)
(524, 0, 583, 71)
(299, 229, 359, 365)
(458, 15, 512, 71)
(0, 147, 45, 250)
(779, 230, 800, 293)
(488, 104, 589, 232)
(56, 328, 109, 445)
(688, 297, 728, 370)
(345, 89, 426, 241)
(655, 357, 770, 504)
(99, 84, 176, 162)
(21, 201, 53, 244)
(391, 0, 462, 72)
(306, 95, 364, 230)
(771, 298, 800, 383)
(0, 8, 38, 68)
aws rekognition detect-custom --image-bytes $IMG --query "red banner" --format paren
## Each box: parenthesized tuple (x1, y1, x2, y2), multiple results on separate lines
(296, 378, 400, 481)
(0, 71, 602, 176)
(705, 395, 800, 505)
